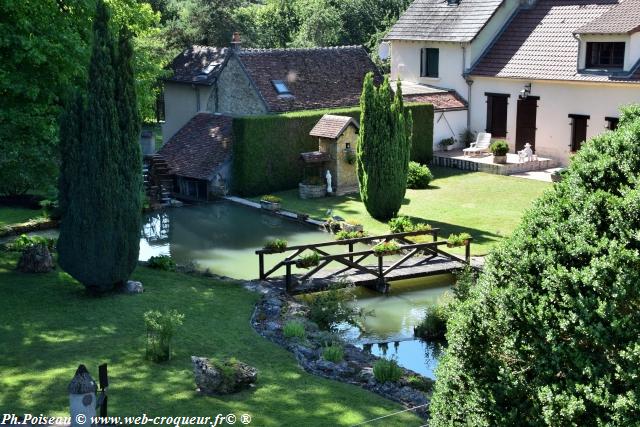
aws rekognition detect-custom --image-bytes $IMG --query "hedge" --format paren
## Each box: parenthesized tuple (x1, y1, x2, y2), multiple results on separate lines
(430, 105, 640, 425)
(231, 103, 433, 196)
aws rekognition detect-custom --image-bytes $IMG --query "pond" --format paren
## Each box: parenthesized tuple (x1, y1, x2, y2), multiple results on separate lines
(140, 201, 335, 279)
(339, 275, 452, 379)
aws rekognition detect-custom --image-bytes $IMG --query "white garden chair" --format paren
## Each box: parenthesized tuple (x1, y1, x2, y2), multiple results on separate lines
(463, 133, 492, 157)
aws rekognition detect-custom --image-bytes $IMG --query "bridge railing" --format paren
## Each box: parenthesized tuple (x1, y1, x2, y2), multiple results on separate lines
(255, 229, 472, 292)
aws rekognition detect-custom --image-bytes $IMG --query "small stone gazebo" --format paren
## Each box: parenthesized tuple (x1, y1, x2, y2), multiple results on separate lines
(303, 114, 359, 197)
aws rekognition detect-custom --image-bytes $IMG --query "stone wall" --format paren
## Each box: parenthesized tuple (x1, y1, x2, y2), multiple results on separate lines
(299, 183, 326, 199)
(217, 57, 268, 116)
(318, 126, 359, 196)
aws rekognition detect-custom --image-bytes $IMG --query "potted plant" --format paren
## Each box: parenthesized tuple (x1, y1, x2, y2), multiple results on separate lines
(335, 230, 366, 241)
(263, 239, 288, 253)
(344, 147, 356, 164)
(299, 176, 326, 199)
(490, 140, 509, 164)
(459, 128, 477, 148)
(260, 195, 282, 211)
(341, 219, 363, 233)
(438, 137, 455, 152)
(446, 233, 472, 248)
(373, 241, 402, 257)
(295, 251, 320, 269)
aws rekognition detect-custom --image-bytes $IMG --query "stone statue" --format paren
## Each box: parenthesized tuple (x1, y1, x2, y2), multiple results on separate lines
(523, 143, 534, 162)
(326, 170, 333, 193)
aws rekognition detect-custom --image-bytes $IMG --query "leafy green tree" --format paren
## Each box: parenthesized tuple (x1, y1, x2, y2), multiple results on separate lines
(356, 73, 411, 221)
(163, 0, 260, 49)
(253, 0, 300, 48)
(0, 0, 91, 196)
(292, 0, 342, 47)
(58, 0, 141, 293)
(430, 105, 640, 426)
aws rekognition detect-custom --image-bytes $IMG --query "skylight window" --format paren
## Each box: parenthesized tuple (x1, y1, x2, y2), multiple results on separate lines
(272, 80, 291, 95)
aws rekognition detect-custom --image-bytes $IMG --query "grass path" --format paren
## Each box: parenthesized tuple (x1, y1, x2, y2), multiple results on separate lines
(0, 251, 422, 426)
(267, 167, 550, 255)
(0, 207, 43, 227)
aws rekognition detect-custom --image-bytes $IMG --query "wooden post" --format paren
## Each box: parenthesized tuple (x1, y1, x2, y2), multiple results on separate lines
(432, 229, 438, 242)
(259, 253, 265, 280)
(465, 240, 471, 264)
(285, 263, 292, 293)
(349, 242, 354, 263)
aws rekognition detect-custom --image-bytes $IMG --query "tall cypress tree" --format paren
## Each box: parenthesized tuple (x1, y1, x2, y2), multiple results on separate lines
(114, 29, 143, 281)
(356, 74, 412, 221)
(58, 0, 141, 292)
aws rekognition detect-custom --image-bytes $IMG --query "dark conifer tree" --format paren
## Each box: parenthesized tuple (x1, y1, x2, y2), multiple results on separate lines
(58, 0, 141, 292)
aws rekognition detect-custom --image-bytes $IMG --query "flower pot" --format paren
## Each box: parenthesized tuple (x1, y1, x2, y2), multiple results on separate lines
(341, 222, 363, 233)
(374, 250, 400, 257)
(295, 260, 319, 269)
(493, 155, 507, 164)
(260, 200, 281, 211)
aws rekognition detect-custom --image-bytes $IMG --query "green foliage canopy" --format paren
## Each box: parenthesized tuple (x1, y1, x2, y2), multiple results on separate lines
(430, 105, 640, 426)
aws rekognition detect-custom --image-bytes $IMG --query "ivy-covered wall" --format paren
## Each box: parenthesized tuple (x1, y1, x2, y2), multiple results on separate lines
(232, 103, 433, 196)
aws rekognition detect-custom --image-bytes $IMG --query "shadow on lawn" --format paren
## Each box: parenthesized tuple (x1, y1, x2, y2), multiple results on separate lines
(0, 256, 421, 426)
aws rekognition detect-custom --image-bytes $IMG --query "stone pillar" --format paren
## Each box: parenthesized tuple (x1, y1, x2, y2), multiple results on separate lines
(69, 365, 97, 427)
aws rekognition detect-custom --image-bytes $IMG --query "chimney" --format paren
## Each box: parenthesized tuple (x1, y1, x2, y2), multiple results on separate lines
(231, 32, 242, 51)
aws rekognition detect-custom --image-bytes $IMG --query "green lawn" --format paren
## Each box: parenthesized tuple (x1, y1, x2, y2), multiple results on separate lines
(0, 207, 44, 227)
(269, 167, 550, 255)
(0, 251, 422, 426)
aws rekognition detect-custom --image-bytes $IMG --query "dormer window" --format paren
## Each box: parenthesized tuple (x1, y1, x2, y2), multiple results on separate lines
(272, 80, 291, 95)
(586, 42, 625, 69)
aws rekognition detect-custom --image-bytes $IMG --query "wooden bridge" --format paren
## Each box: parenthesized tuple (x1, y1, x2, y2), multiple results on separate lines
(256, 228, 472, 294)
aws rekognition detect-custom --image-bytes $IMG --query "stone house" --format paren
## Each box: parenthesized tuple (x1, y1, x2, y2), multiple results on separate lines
(157, 38, 383, 199)
(384, 0, 640, 164)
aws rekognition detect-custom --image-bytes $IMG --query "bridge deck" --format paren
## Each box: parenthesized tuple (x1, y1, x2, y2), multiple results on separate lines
(285, 255, 466, 294)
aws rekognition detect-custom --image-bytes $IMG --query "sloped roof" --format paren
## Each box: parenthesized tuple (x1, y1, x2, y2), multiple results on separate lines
(385, 0, 505, 42)
(300, 151, 331, 163)
(471, 0, 640, 84)
(309, 115, 359, 139)
(166, 46, 229, 85)
(575, 0, 640, 34)
(158, 114, 233, 180)
(236, 46, 382, 112)
(404, 91, 468, 110)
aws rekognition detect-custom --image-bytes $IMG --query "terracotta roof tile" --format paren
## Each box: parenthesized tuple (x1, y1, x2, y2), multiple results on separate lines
(309, 115, 359, 139)
(158, 114, 233, 180)
(386, 0, 505, 42)
(575, 0, 640, 34)
(404, 91, 468, 110)
(237, 46, 382, 112)
(471, 0, 640, 84)
(166, 46, 229, 85)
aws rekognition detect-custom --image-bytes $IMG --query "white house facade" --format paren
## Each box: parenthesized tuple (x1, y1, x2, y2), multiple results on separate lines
(385, 0, 640, 164)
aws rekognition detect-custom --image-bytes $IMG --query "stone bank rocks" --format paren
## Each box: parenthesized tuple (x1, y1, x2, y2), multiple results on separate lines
(247, 280, 432, 418)
(17, 244, 54, 273)
(123, 280, 144, 294)
(191, 356, 258, 395)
